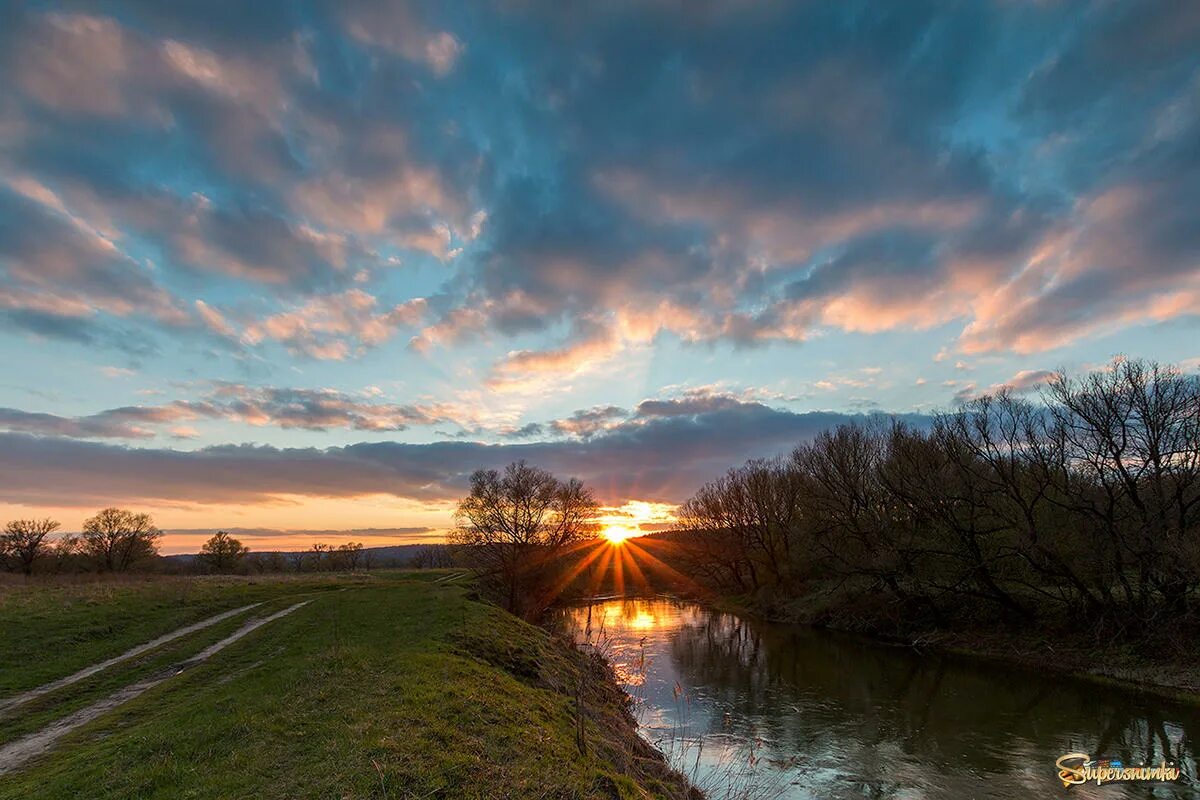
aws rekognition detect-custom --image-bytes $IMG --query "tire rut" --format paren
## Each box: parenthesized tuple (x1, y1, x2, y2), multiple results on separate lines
(0, 603, 263, 717)
(0, 601, 310, 774)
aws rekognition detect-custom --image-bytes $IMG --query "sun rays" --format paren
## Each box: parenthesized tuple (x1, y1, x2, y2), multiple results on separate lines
(543, 530, 707, 605)
(602, 524, 637, 544)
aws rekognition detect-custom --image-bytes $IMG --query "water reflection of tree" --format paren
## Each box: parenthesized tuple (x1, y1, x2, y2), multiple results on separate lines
(664, 608, 1199, 796)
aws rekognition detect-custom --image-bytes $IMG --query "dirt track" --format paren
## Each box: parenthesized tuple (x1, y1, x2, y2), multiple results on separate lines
(0, 601, 309, 774)
(0, 603, 262, 717)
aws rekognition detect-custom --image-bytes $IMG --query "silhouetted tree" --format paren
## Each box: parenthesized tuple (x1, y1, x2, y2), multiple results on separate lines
(309, 543, 331, 571)
(1, 518, 60, 575)
(451, 460, 600, 617)
(52, 534, 82, 574)
(199, 531, 250, 573)
(676, 357, 1200, 633)
(81, 508, 161, 572)
(411, 545, 455, 569)
(337, 541, 364, 571)
(678, 458, 805, 592)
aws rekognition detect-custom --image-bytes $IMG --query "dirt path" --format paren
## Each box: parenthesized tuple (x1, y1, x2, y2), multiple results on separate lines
(0, 603, 263, 717)
(0, 601, 309, 775)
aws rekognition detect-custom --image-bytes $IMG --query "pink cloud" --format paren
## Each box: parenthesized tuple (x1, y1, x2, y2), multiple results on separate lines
(241, 290, 427, 359)
(959, 182, 1200, 354)
(339, 1, 464, 75)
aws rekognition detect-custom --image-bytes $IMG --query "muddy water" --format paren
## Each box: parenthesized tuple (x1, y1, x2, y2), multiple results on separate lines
(557, 598, 1199, 799)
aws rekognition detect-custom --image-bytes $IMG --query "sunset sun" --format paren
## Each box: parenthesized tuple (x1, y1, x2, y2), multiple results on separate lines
(602, 525, 636, 545)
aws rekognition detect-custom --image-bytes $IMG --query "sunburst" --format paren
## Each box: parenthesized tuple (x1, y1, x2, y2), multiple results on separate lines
(601, 524, 637, 545)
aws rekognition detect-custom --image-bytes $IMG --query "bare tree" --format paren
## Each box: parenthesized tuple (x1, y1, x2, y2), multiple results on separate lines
(1045, 359, 1200, 619)
(451, 460, 600, 617)
(1, 518, 60, 575)
(52, 535, 82, 574)
(411, 544, 455, 569)
(199, 531, 250, 573)
(308, 543, 331, 571)
(677, 459, 806, 593)
(81, 508, 162, 572)
(675, 357, 1200, 632)
(792, 422, 918, 602)
(337, 541, 364, 571)
(244, 552, 269, 574)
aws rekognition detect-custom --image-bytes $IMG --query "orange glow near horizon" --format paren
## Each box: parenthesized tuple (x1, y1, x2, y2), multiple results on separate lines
(594, 500, 678, 545)
(602, 524, 636, 544)
(0, 494, 457, 554)
(0, 496, 680, 555)
(560, 531, 707, 605)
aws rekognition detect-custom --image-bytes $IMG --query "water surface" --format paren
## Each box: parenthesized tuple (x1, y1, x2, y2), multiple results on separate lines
(558, 598, 1198, 799)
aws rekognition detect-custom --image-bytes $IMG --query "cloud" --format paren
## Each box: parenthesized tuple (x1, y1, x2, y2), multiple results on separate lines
(0, 384, 472, 440)
(206, 383, 457, 432)
(194, 300, 237, 339)
(0, 406, 187, 440)
(2, 4, 474, 360)
(4, 1, 1197, 371)
(635, 389, 748, 419)
(170, 204, 360, 288)
(241, 290, 427, 359)
(548, 406, 627, 438)
(13, 14, 135, 116)
(485, 319, 621, 392)
(952, 368, 1058, 403)
(338, 0, 464, 75)
(501, 422, 545, 439)
(404, 2, 1013, 363)
(959, 179, 1200, 354)
(0, 404, 930, 507)
(398, 0, 1196, 369)
(995, 369, 1058, 394)
(290, 124, 468, 252)
(0, 184, 191, 342)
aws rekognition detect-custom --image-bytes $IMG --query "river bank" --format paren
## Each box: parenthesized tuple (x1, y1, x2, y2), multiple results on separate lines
(0, 571, 696, 799)
(716, 582, 1200, 705)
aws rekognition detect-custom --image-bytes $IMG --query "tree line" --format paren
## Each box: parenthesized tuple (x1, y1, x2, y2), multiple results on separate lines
(1, 508, 162, 575)
(0, 509, 390, 576)
(675, 358, 1200, 634)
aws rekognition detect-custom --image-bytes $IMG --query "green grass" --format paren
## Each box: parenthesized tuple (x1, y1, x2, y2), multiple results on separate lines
(0, 572, 376, 695)
(0, 573, 690, 799)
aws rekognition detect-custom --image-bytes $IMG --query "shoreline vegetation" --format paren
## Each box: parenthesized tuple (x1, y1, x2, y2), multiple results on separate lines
(555, 357, 1200, 706)
(0, 572, 696, 799)
(707, 588, 1200, 705)
(558, 581, 1200, 708)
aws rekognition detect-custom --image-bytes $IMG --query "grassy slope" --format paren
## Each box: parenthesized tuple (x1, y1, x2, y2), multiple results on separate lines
(0, 573, 692, 799)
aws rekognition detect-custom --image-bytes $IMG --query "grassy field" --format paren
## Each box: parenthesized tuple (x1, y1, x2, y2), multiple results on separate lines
(0, 572, 363, 695)
(0, 571, 692, 799)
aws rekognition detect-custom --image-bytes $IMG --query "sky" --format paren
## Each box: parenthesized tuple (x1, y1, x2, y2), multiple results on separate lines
(1, 1, 1198, 553)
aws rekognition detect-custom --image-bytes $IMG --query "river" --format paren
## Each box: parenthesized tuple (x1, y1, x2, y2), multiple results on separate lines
(557, 597, 1198, 799)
